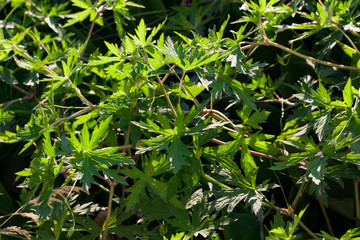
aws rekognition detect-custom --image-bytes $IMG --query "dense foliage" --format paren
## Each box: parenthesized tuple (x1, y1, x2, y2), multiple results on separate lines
(1, 0, 360, 239)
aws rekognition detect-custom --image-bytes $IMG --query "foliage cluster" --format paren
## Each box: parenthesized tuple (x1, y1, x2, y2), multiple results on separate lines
(1, 0, 360, 239)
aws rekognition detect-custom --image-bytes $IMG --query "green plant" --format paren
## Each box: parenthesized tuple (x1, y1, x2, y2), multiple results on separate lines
(1, 0, 360, 239)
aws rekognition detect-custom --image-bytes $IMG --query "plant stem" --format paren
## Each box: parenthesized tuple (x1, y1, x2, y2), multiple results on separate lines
(332, 24, 360, 58)
(354, 180, 360, 219)
(103, 180, 115, 239)
(209, 109, 238, 130)
(151, 64, 176, 99)
(291, 181, 308, 209)
(178, 71, 186, 105)
(143, 54, 177, 116)
(51, 105, 98, 128)
(202, 172, 231, 190)
(317, 198, 334, 236)
(79, 5, 106, 62)
(298, 220, 318, 239)
(241, 41, 360, 72)
(332, 20, 360, 39)
(8, 82, 32, 96)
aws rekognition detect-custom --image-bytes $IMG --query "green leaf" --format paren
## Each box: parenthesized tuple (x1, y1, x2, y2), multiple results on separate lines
(68, 131, 83, 152)
(129, 18, 147, 47)
(43, 128, 55, 160)
(125, 177, 147, 210)
(63, 9, 92, 28)
(89, 115, 113, 150)
(0, 66, 16, 84)
(317, 81, 331, 104)
(230, 79, 257, 111)
(168, 137, 190, 173)
(245, 110, 270, 130)
(240, 141, 258, 187)
(70, 0, 92, 9)
(343, 78, 354, 107)
(78, 154, 98, 191)
(79, 123, 90, 151)
(104, 41, 123, 58)
(102, 169, 128, 185)
(306, 156, 326, 185)
(313, 111, 331, 142)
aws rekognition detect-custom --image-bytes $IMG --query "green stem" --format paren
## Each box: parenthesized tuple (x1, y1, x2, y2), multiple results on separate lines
(142, 50, 177, 116)
(178, 71, 187, 106)
(202, 173, 231, 190)
(103, 180, 115, 239)
(291, 181, 308, 210)
(51, 105, 98, 128)
(4, 0, 22, 21)
(298, 220, 318, 239)
(78, 5, 106, 62)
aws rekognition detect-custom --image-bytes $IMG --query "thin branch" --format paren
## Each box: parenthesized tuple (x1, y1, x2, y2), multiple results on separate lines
(8, 82, 32, 96)
(298, 220, 318, 239)
(178, 71, 187, 105)
(332, 24, 360, 58)
(291, 181, 308, 209)
(79, 5, 106, 62)
(51, 105, 98, 128)
(142, 51, 177, 116)
(332, 20, 360, 39)
(2, 96, 31, 111)
(354, 180, 360, 219)
(202, 172, 231, 190)
(318, 198, 334, 236)
(103, 180, 115, 239)
(241, 41, 360, 71)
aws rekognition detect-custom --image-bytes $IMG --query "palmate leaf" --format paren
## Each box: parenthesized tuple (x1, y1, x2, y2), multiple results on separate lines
(128, 18, 166, 48)
(213, 185, 272, 219)
(227, 47, 245, 72)
(230, 78, 257, 111)
(73, 149, 133, 191)
(162, 37, 222, 71)
(244, 109, 270, 130)
(306, 156, 327, 185)
(67, 116, 134, 191)
(209, 75, 232, 100)
(75, 153, 98, 191)
(121, 167, 183, 211)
